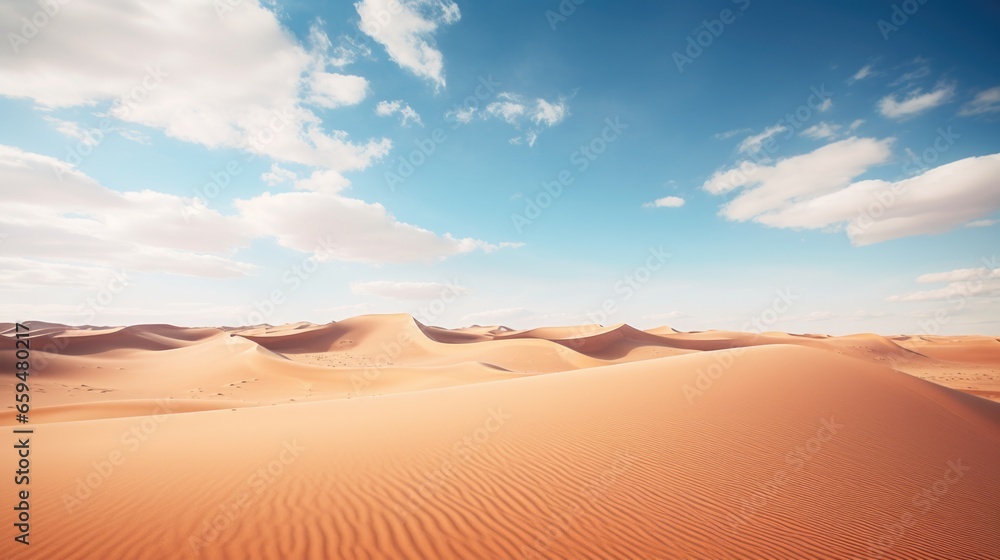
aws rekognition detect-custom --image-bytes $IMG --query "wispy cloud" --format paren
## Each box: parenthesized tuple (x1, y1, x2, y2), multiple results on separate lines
(737, 125, 787, 154)
(878, 84, 955, 119)
(959, 86, 1000, 116)
(643, 196, 685, 208)
(714, 128, 751, 140)
(801, 122, 841, 140)
(965, 219, 997, 228)
(889, 65, 931, 87)
(889, 267, 1000, 302)
(849, 64, 875, 83)
(474, 92, 572, 147)
(375, 99, 423, 127)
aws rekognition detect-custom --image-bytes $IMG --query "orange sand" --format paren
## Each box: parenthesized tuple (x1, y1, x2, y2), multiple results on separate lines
(2, 316, 998, 559)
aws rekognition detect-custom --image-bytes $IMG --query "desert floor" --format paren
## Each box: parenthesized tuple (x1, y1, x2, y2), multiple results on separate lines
(2, 316, 999, 559)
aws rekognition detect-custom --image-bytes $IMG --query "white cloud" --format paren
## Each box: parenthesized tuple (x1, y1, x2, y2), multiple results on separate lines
(351, 280, 469, 299)
(0, 258, 126, 290)
(523, 130, 539, 147)
(375, 100, 401, 115)
(889, 266, 1000, 302)
(235, 191, 519, 264)
(375, 99, 423, 127)
(485, 94, 528, 125)
(0, 145, 256, 277)
(773, 154, 1000, 245)
(306, 72, 369, 108)
(959, 86, 1000, 116)
(817, 98, 833, 112)
(643, 196, 685, 208)
(304, 21, 370, 108)
(533, 98, 570, 127)
(327, 35, 373, 68)
(43, 117, 99, 146)
(800, 117, 862, 141)
(446, 106, 476, 125)
(878, 84, 955, 119)
(1, 144, 519, 284)
(355, 0, 460, 88)
(916, 268, 999, 284)
(849, 64, 875, 83)
(44, 116, 149, 146)
(801, 122, 841, 140)
(261, 163, 298, 186)
(0, 1, 389, 172)
(116, 128, 151, 144)
(291, 169, 352, 193)
(966, 219, 997, 228)
(480, 92, 570, 147)
(889, 66, 931, 87)
(737, 125, 787, 154)
(705, 139, 1000, 245)
(704, 137, 894, 220)
(714, 128, 751, 140)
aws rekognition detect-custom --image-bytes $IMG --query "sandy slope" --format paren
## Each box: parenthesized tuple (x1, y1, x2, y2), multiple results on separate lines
(2, 317, 999, 559)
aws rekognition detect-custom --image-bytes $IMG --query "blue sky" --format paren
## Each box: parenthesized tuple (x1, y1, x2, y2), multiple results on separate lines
(1, 0, 998, 333)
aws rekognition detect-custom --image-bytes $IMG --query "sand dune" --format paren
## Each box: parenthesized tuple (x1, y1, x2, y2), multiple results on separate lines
(2, 315, 999, 558)
(4, 323, 226, 356)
